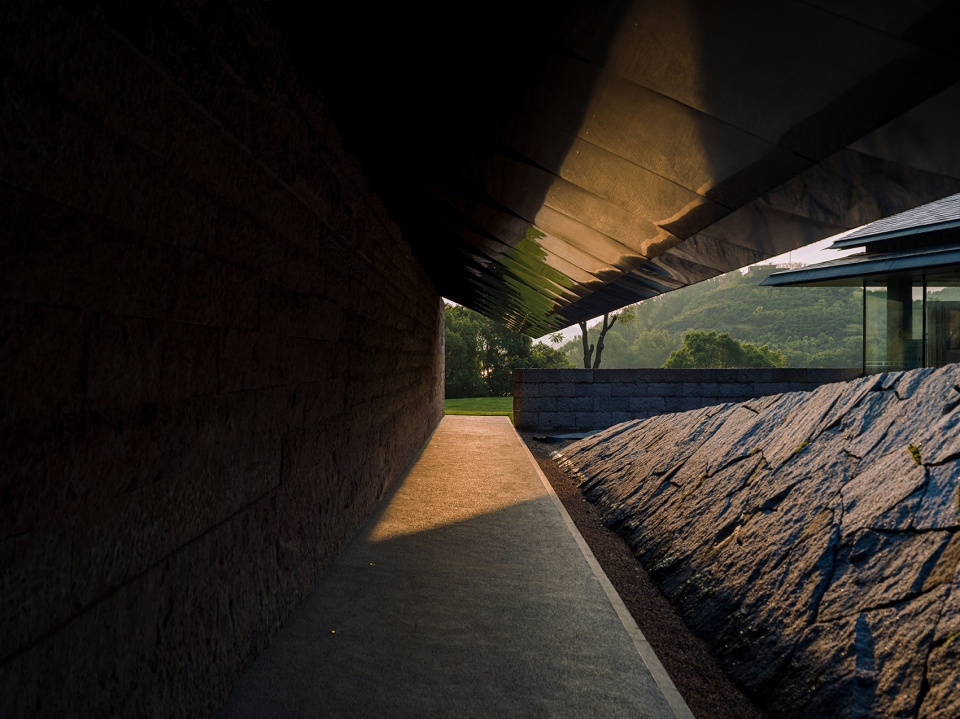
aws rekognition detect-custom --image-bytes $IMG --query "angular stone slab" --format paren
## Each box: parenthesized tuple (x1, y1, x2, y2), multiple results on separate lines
(554, 364, 960, 719)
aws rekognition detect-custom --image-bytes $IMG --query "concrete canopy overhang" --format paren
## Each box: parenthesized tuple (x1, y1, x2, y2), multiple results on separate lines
(270, 0, 960, 336)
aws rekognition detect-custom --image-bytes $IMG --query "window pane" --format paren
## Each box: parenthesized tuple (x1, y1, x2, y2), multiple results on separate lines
(926, 275, 960, 368)
(864, 283, 887, 373)
(864, 278, 924, 373)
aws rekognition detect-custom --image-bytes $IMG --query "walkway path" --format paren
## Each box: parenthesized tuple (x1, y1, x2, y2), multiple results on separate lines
(219, 415, 692, 718)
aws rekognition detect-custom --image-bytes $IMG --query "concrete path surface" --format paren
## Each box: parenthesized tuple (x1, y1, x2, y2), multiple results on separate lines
(219, 415, 692, 719)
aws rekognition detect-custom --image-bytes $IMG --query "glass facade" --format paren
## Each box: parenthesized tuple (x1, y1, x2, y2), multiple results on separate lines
(925, 275, 960, 368)
(863, 274, 960, 373)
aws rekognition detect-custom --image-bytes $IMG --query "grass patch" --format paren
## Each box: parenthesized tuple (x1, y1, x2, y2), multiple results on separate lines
(444, 396, 514, 424)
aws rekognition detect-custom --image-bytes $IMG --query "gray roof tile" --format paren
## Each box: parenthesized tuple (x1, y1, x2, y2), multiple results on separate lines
(831, 193, 960, 247)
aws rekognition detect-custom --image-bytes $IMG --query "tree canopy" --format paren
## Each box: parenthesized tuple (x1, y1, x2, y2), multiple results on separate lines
(444, 303, 571, 398)
(663, 330, 786, 368)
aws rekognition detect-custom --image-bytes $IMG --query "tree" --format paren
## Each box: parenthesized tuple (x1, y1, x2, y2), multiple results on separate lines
(444, 305, 488, 398)
(629, 329, 677, 368)
(479, 317, 535, 396)
(578, 308, 635, 368)
(522, 342, 573, 370)
(444, 303, 570, 398)
(662, 330, 786, 369)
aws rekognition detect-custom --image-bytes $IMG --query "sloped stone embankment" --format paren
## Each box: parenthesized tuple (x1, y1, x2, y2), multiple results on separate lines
(555, 364, 960, 719)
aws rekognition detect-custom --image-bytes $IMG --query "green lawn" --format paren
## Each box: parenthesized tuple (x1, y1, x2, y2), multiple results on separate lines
(444, 396, 514, 424)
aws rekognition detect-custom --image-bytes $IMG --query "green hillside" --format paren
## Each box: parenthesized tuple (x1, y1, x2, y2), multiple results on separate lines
(561, 265, 862, 368)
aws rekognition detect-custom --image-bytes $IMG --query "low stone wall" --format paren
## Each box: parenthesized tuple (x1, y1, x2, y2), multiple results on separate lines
(513, 368, 862, 432)
(554, 364, 960, 719)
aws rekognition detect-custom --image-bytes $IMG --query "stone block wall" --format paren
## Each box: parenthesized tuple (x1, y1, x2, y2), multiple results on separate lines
(0, 2, 443, 717)
(514, 368, 862, 431)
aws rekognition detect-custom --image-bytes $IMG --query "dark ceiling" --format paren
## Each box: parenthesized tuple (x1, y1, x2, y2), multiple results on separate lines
(270, 0, 960, 336)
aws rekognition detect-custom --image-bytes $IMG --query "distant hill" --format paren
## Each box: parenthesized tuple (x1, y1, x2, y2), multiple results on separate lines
(562, 265, 862, 368)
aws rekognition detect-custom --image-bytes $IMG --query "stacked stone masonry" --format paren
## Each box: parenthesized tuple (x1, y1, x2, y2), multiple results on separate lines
(514, 368, 862, 432)
(0, 3, 443, 718)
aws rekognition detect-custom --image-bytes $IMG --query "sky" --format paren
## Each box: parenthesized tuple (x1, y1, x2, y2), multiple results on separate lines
(752, 233, 860, 267)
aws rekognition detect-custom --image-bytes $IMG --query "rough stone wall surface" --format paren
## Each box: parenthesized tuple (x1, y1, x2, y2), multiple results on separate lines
(0, 2, 444, 717)
(555, 364, 960, 719)
(514, 368, 861, 431)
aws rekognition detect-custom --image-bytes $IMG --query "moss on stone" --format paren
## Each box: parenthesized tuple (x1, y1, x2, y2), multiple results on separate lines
(908, 443, 922, 465)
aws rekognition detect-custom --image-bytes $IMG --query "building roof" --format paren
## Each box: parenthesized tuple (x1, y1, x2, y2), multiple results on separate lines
(831, 193, 960, 249)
